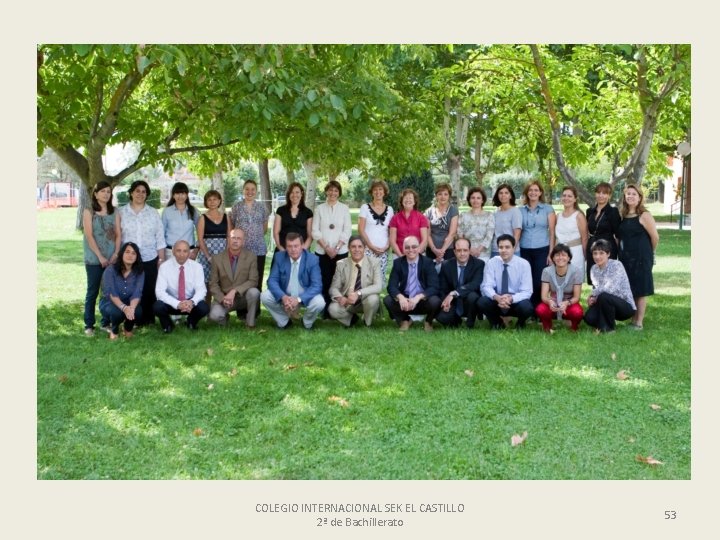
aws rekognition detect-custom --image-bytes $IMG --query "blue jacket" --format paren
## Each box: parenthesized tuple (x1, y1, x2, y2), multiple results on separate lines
(267, 250, 323, 305)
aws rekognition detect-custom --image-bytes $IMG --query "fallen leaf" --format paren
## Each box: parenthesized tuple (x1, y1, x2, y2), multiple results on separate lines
(628, 437, 636, 443)
(58, 375, 69, 384)
(193, 428, 204, 437)
(548, 328, 555, 335)
(464, 370, 474, 377)
(328, 395, 350, 407)
(650, 404, 662, 411)
(511, 431, 528, 447)
(227, 368, 238, 377)
(207, 384, 214, 391)
(303, 362, 315, 367)
(285, 364, 298, 371)
(206, 348, 214, 356)
(611, 352, 617, 361)
(635, 454, 664, 466)
(257, 329, 267, 334)
(616, 369, 630, 380)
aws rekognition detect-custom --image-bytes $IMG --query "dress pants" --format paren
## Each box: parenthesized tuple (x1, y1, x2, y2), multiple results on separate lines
(383, 295, 441, 324)
(260, 289, 326, 329)
(583, 292, 635, 332)
(535, 302, 584, 331)
(476, 296, 534, 328)
(520, 246, 549, 307)
(328, 294, 380, 327)
(99, 299, 143, 334)
(209, 288, 261, 326)
(436, 292, 480, 328)
(317, 252, 348, 314)
(153, 299, 210, 329)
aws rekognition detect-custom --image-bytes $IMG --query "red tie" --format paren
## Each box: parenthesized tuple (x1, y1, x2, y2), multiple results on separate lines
(178, 265, 186, 301)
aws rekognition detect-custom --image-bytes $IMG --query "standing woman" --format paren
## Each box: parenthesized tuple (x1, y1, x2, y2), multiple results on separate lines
(272, 182, 313, 262)
(618, 184, 659, 330)
(162, 182, 199, 261)
(196, 189, 230, 286)
(358, 179, 394, 280)
(82, 181, 121, 336)
(520, 180, 556, 307)
(99, 242, 144, 340)
(457, 186, 495, 262)
(231, 179, 269, 291)
(312, 180, 352, 311)
(585, 181, 621, 284)
(490, 183, 522, 258)
(555, 186, 588, 274)
(119, 180, 165, 325)
(388, 188, 429, 257)
(424, 183, 459, 267)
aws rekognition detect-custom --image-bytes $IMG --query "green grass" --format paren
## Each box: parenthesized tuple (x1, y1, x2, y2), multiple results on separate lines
(37, 208, 690, 479)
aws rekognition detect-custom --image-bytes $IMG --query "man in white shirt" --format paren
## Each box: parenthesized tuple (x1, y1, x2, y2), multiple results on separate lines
(476, 234, 534, 329)
(154, 240, 210, 333)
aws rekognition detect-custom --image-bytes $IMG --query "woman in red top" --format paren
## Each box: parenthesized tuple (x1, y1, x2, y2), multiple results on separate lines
(388, 188, 429, 257)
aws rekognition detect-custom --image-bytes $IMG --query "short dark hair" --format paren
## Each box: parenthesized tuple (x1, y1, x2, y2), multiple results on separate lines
(492, 183, 517, 207)
(348, 234, 364, 246)
(467, 186, 487, 206)
(591, 239, 613, 254)
(204, 189, 223, 207)
(285, 232, 303, 244)
(114, 242, 144, 274)
(454, 237, 470, 249)
(551, 243, 573, 261)
(128, 180, 150, 197)
(496, 233, 516, 247)
(324, 179, 342, 197)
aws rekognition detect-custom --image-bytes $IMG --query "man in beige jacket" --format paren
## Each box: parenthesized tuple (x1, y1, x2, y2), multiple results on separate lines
(328, 235, 383, 327)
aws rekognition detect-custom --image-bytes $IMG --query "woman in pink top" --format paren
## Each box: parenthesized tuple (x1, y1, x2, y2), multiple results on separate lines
(388, 188, 429, 256)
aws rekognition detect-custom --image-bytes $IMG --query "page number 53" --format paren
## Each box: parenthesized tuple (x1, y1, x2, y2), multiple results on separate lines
(664, 510, 677, 520)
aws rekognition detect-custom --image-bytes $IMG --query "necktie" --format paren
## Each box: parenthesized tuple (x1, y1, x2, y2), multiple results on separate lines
(456, 265, 465, 316)
(288, 260, 300, 297)
(178, 265, 186, 301)
(406, 262, 419, 297)
(354, 264, 362, 291)
(231, 255, 238, 275)
(501, 263, 509, 295)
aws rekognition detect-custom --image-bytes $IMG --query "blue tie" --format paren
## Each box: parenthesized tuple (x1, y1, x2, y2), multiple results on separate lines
(501, 263, 509, 295)
(456, 265, 465, 316)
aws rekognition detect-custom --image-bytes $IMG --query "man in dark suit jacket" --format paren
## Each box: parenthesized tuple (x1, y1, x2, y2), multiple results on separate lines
(261, 232, 325, 329)
(328, 235, 383, 327)
(384, 235, 441, 331)
(208, 228, 260, 328)
(437, 237, 484, 328)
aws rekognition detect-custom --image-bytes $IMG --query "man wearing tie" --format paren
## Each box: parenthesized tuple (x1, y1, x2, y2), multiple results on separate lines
(437, 237, 484, 328)
(154, 240, 210, 333)
(208, 228, 260, 328)
(384, 235, 441, 331)
(261, 232, 325, 330)
(328, 235, 383, 327)
(476, 234, 534, 329)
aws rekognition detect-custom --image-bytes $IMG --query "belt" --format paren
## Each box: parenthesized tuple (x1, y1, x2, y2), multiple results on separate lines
(563, 238, 582, 248)
(167, 245, 196, 249)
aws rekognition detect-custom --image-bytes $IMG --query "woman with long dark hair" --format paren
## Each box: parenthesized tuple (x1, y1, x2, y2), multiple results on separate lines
(82, 181, 121, 336)
(99, 242, 145, 340)
(272, 181, 314, 263)
(162, 181, 199, 261)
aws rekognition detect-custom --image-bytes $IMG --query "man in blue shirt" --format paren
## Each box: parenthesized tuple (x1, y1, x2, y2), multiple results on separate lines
(477, 234, 534, 329)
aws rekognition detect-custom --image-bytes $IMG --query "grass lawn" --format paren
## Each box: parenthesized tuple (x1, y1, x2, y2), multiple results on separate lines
(37, 207, 690, 479)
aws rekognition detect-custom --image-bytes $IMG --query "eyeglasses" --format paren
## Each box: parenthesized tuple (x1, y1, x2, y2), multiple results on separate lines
(404, 244, 419, 250)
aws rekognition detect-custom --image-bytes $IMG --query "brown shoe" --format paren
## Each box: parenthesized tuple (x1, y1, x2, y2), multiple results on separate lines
(424, 321, 433, 332)
(123, 329, 134, 339)
(109, 331, 119, 341)
(399, 320, 412, 332)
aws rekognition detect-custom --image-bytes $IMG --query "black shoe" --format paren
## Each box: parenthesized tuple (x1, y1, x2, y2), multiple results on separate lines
(186, 321, 198, 330)
(491, 323, 505, 330)
(162, 325, 174, 334)
(349, 314, 359, 327)
(280, 320, 293, 330)
(304, 324, 315, 331)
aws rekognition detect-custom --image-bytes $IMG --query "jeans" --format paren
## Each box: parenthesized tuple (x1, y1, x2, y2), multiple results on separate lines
(84, 264, 108, 329)
(99, 298, 143, 334)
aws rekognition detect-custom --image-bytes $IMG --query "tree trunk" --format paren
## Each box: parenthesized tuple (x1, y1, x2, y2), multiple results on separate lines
(447, 154, 462, 204)
(258, 158, 272, 215)
(443, 96, 469, 205)
(286, 167, 296, 184)
(76, 184, 92, 230)
(303, 161, 319, 212)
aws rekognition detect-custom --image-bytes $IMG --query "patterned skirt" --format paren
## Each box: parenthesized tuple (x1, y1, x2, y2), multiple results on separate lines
(365, 249, 391, 285)
(197, 237, 227, 282)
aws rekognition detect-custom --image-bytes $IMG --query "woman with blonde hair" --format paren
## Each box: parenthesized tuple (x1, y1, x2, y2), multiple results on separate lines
(458, 186, 495, 262)
(388, 188, 429, 257)
(197, 189, 231, 285)
(519, 180, 556, 307)
(555, 185, 588, 273)
(618, 183, 659, 330)
(424, 183, 459, 266)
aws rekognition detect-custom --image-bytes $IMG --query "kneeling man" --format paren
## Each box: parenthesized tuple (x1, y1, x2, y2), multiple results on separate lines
(261, 232, 325, 329)
(384, 235, 441, 331)
(328, 235, 383, 327)
(154, 240, 210, 333)
(437, 237, 484, 328)
(476, 234, 533, 329)
(208, 228, 260, 328)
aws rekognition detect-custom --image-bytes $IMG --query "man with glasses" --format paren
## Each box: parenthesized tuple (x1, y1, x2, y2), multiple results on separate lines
(384, 235, 441, 331)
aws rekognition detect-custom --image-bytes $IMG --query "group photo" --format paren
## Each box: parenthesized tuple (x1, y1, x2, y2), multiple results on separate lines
(37, 43, 691, 480)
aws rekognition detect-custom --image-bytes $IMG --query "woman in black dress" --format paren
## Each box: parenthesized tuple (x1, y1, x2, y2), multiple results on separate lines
(585, 182, 621, 284)
(618, 184, 659, 330)
(272, 182, 314, 266)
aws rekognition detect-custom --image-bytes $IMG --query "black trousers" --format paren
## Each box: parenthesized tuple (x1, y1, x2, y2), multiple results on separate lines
(383, 294, 441, 324)
(140, 257, 159, 325)
(583, 292, 635, 332)
(317, 251, 348, 312)
(476, 296, 534, 328)
(520, 246, 549, 307)
(153, 300, 210, 329)
(436, 292, 480, 328)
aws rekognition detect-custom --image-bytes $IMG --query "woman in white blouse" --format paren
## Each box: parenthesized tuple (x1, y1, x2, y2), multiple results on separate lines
(312, 180, 352, 313)
(358, 179, 394, 281)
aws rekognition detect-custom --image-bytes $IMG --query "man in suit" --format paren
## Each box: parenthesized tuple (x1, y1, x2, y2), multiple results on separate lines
(328, 235, 383, 327)
(261, 232, 325, 330)
(208, 228, 260, 328)
(437, 237, 484, 328)
(384, 235, 441, 331)
(154, 240, 210, 333)
(476, 234, 534, 329)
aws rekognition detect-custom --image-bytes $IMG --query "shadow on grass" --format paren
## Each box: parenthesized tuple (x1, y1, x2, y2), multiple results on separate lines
(37, 240, 83, 265)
